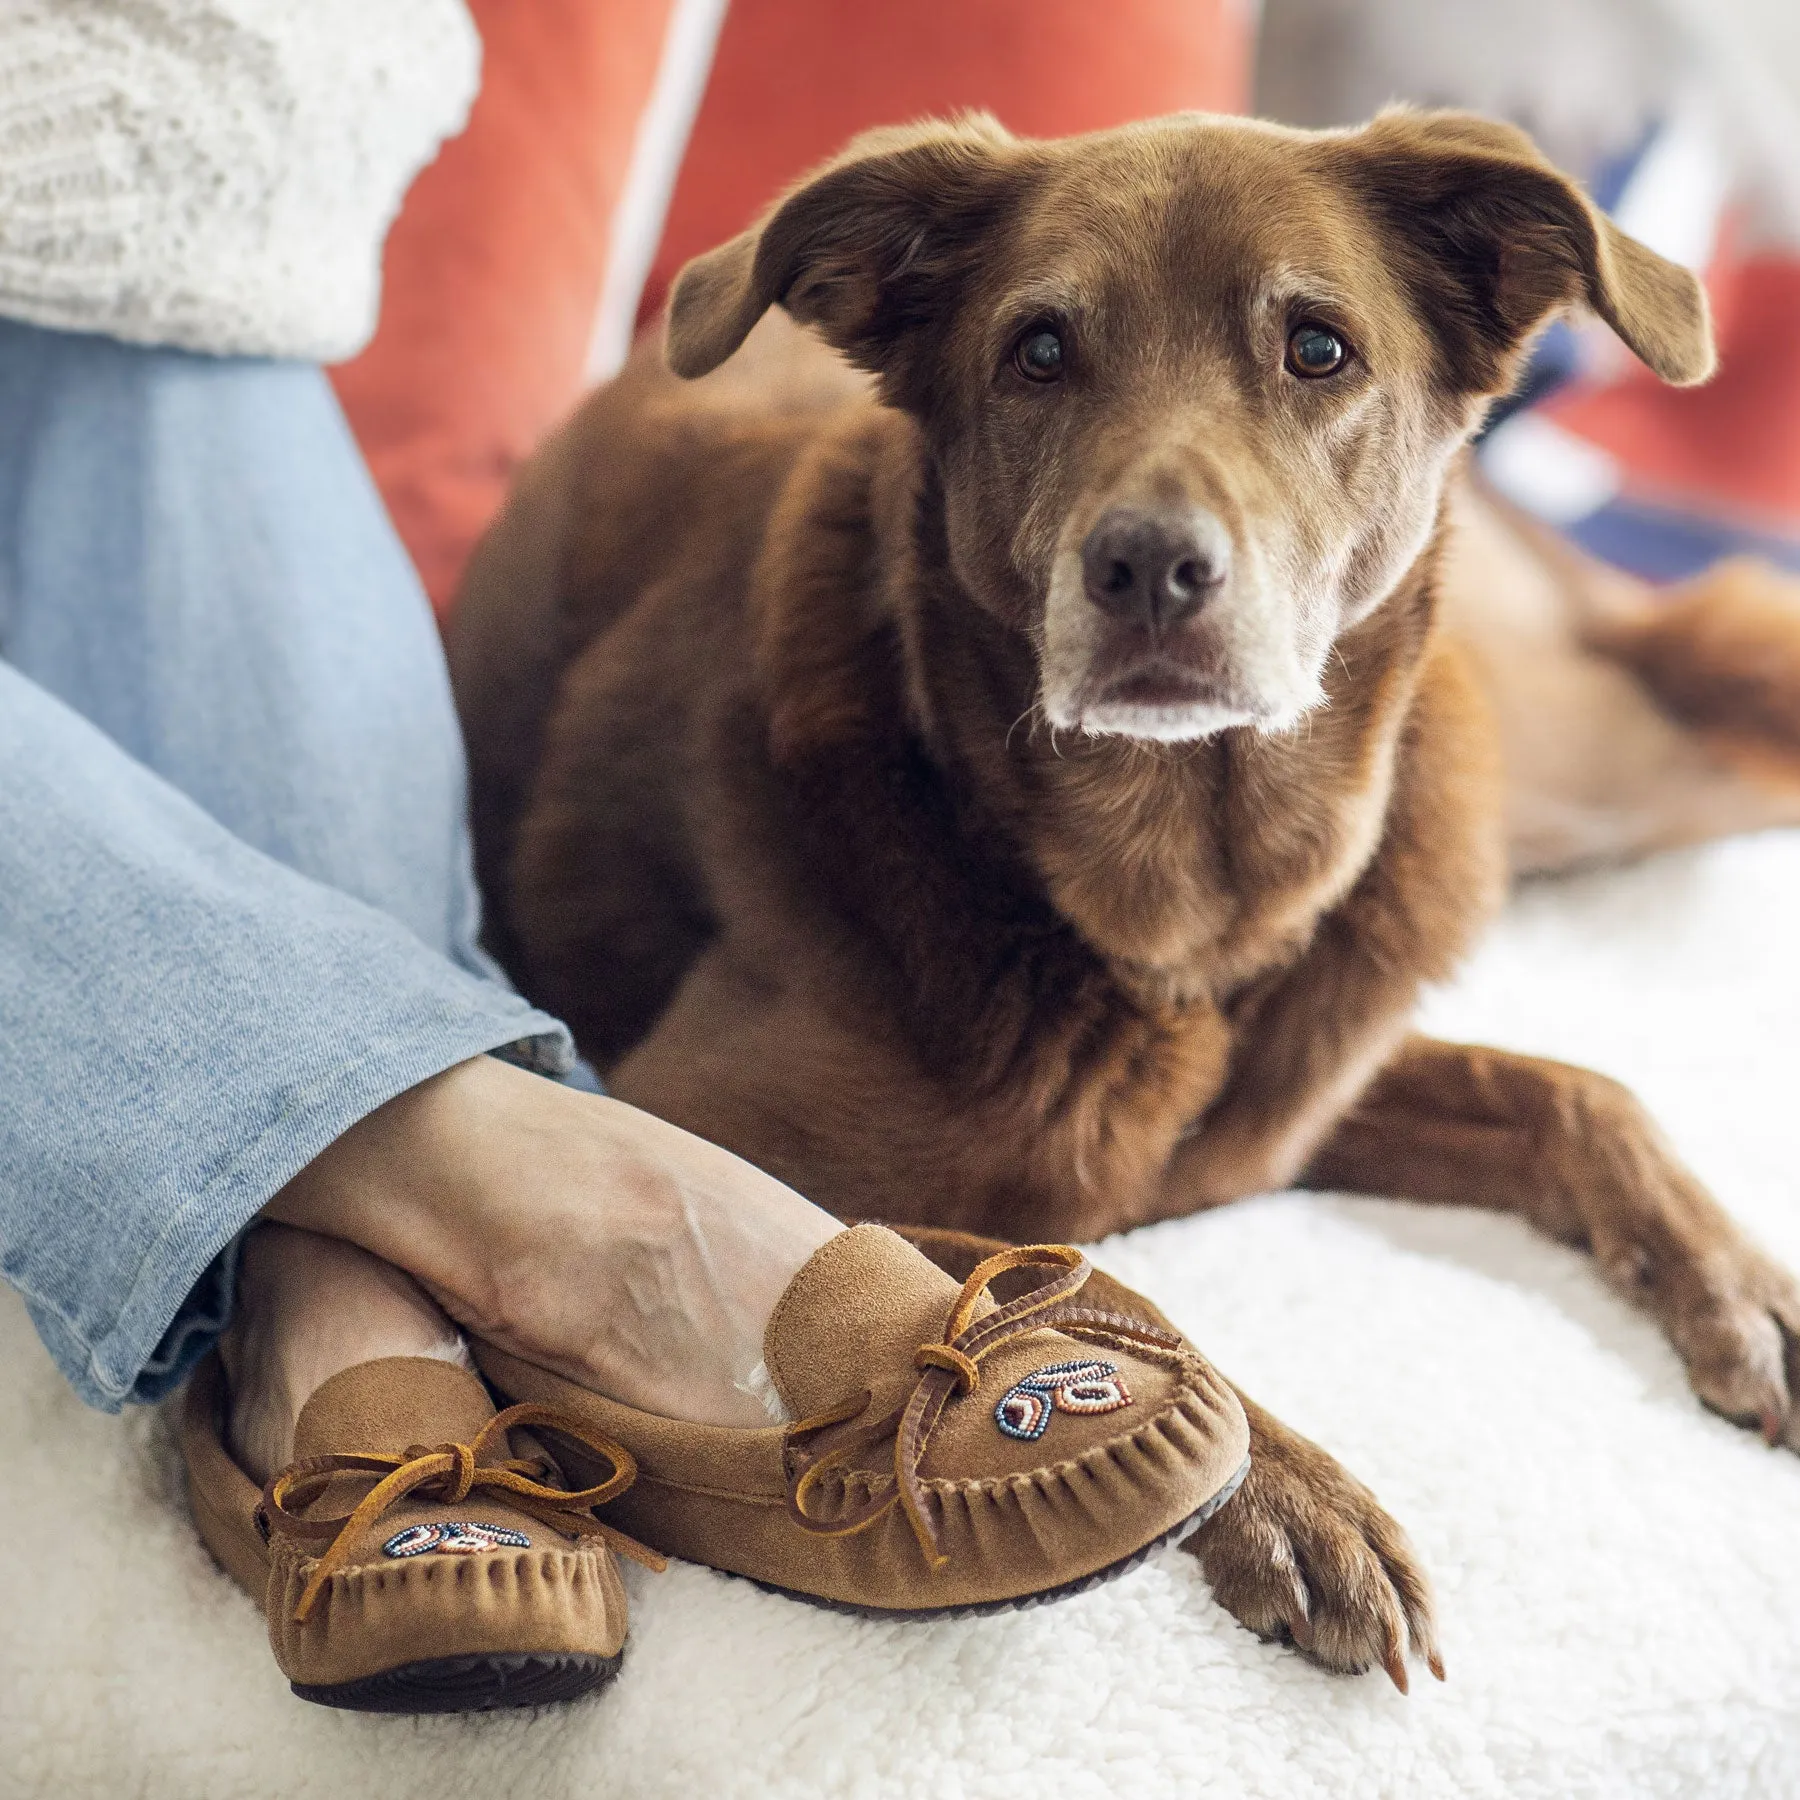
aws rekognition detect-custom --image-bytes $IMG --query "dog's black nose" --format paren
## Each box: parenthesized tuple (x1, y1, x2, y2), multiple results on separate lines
(1080, 508, 1228, 629)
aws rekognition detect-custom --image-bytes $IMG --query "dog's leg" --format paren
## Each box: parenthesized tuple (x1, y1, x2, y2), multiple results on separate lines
(1582, 555, 1800, 771)
(1306, 1033, 1800, 1448)
(1186, 1391, 1442, 1691)
(1443, 485, 1800, 873)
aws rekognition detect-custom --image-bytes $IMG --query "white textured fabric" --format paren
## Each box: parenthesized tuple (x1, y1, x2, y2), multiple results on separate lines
(0, 0, 479, 360)
(3, 830, 1799, 1796)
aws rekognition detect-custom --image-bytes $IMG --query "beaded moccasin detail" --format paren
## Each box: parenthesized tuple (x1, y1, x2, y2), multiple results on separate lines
(181, 1353, 663, 1713)
(474, 1223, 1251, 1617)
(383, 1522, 532, 1557)
(993, 1360, 1132, 1441)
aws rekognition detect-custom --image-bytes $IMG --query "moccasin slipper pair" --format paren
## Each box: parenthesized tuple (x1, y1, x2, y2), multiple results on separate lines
(182, 1223, 1250, 1712)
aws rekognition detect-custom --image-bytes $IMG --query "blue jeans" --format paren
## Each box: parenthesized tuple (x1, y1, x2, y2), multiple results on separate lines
(0, 319, 574, 1411)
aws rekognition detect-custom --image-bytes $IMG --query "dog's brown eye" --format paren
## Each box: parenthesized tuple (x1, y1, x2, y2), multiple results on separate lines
(1286, 323, 1349, 379)
(1013, 327, 1064, 383)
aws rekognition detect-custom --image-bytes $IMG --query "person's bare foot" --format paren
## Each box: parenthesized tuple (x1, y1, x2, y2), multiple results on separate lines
(258, 1055, 844, 1432)
(220, 1223, 470, 1480)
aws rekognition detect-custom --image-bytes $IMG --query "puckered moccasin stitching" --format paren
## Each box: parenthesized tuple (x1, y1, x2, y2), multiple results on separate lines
(788, 1343, 1226, 1528)
(180, 1355, 664, 1713)
(259, 1400, 666, 1625)
(780, 1241, 1216, 1566)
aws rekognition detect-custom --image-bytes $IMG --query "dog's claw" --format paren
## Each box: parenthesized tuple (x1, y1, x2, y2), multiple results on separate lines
(1761, 1409, 1783, 1446)
(1427, 1650, 1447, 1683)
(1189, 1399, 1441, 1687)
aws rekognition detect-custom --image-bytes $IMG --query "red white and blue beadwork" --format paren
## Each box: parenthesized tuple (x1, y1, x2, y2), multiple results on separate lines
(993, 1359, 1131, 1441)
(382, 1521, 533, 1558)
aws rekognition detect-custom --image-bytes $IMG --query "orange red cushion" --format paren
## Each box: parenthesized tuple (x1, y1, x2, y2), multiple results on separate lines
(333, 0, 1250, 616)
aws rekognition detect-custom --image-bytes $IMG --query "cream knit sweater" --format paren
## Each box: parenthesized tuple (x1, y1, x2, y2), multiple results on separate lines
(0, 0, 479, 361)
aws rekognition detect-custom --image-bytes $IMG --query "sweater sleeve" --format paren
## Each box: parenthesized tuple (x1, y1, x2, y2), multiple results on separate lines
(0, 0, 480, 362)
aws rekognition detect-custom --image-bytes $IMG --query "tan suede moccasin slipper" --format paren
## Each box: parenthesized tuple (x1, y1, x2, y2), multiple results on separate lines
(473, 1223, 1250, 1617)
(181, 1352, 664, 1713)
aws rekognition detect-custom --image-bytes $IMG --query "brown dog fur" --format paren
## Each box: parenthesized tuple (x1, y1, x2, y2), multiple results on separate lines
(448, 108, 1800, 1687)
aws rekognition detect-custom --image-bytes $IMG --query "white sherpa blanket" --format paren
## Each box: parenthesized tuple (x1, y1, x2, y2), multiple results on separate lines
(4, 832, 1800, 1800)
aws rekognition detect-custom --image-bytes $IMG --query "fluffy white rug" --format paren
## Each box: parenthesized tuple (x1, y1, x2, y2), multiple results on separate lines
(4, 831, 1800, 1800)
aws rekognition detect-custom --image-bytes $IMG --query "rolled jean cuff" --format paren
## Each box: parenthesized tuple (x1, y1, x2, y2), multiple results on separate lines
(21, 1003, 570, 1413)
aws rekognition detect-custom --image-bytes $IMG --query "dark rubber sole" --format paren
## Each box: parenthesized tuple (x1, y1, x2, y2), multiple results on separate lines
(291, 1650, 622, 1715)
(744, 1452, 1251, 1621)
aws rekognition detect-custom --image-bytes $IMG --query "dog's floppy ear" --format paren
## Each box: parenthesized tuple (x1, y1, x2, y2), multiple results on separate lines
(666, 114, 1022, 393)
(1345, 107, 1714, 394)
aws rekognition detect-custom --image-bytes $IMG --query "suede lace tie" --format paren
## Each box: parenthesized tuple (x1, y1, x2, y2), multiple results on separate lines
(260, 1402, 668, 1622)
(783, 1243, 1186, 1569)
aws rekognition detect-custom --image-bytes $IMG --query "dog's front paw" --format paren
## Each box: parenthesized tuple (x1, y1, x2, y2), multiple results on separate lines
(1613, 1213, 1800, 1453)
(1185, 1395, 1441, 1692)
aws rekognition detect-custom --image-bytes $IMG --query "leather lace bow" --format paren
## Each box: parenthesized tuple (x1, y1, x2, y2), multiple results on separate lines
(783, 1243, 1185, 1569)
(260, 1402, 667, 1622)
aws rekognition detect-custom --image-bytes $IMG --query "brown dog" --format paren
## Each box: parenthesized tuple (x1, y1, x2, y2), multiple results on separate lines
(449, 108, 1800, 1688)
